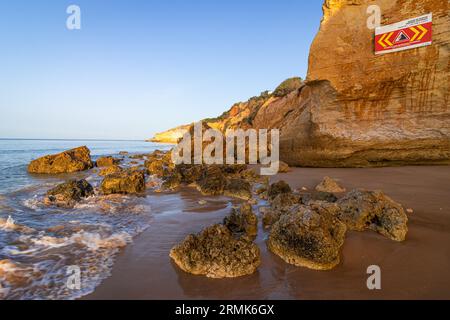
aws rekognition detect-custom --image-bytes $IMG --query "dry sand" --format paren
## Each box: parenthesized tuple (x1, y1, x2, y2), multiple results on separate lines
(85, 166, 450, 300)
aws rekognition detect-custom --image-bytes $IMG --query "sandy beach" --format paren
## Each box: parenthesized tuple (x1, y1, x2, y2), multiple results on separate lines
(86, 166, 450, 300)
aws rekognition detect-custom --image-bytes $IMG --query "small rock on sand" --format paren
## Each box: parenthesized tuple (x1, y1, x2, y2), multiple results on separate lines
(315, 176, 346, 193)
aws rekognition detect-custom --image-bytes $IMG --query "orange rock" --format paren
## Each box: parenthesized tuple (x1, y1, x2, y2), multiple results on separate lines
(28, 146, 94, 174)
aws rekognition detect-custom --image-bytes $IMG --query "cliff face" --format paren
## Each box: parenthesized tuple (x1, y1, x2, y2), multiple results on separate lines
(279, 0, 450, 166)
(151, 0, 450, 167)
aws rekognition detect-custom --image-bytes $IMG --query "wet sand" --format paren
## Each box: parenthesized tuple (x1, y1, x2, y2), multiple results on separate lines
(86, 166, 450, 300)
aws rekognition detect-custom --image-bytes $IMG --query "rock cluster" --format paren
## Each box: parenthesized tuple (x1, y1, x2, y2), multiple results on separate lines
(262, 179, 409, 270)
(28, 146, 94, 174)
(151, 0, 449, 167)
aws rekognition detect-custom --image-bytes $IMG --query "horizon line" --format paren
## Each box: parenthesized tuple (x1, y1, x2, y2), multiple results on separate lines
(0, 138, 148, 142)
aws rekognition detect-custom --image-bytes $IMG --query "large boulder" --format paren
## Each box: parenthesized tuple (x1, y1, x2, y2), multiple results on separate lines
(28, 146, 94, 174)
(44, 179, 94, 208)
(101, 170, 146, 195)
(336, 189, 408, 242)
(169, 224, 260, 278)
(279, 0, 450, 167)
(268, 206, 347, 270)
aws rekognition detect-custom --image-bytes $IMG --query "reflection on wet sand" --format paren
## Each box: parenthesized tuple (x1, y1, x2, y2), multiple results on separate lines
(86, 166, 450, 300)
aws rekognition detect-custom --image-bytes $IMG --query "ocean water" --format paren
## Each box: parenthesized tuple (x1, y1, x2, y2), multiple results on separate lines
(0, 139, 172, 300)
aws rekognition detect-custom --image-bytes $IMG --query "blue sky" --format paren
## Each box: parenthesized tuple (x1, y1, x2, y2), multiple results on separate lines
(0, 0, 323, 140)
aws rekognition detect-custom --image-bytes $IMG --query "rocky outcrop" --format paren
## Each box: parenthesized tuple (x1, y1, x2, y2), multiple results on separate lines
(101, 170, 146, 195)
(336, 189, 408, 241)
(28, 146, 94, 174)
(169, 224, 260, 278)
(267, 205, 347, 270)
(152, 0, 449, 167)
(44, 179, 94, 208)
(280, 0, 450, 167)
(149, 124, 191, 143)
(315, 177, 346, 193)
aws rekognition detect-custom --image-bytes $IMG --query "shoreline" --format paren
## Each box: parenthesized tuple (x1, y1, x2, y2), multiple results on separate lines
(85, 165, 450, 300)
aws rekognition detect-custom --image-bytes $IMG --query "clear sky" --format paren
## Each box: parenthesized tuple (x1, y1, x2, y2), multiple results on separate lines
(0, 0, 323, 140)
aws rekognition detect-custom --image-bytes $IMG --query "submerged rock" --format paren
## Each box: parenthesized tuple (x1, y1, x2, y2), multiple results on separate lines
(336, 189, 408, 242)
(96, 156, 120, 167)
(315, 177, 346, 193)
(169, 224, 260, 278)
(99, 165, 123, 177)
(267, 206, 347, 270)
(223, 204, 258, 239)
(44, 179, 94, 208)
(28, 146, 94, 174)
(101, 170, 146, 195)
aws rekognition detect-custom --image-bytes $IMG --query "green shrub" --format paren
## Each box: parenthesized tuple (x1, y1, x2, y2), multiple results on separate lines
(273, 77, 303, 97)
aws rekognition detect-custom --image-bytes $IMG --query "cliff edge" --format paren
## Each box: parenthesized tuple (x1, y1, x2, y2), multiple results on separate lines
(150, 0, 450, 167)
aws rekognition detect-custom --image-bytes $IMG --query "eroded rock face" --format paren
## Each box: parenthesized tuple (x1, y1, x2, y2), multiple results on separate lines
(280, 0, 450, 167)
(28, 146, 94, 174)
(169, 224, 260, 278)
(336, 189, 408, 241)
(268, 206, 347, 270)
(96, 156, 120, 167)
(153, 0, 449, 167)
(44, 179, 94, 208)
(101, 170, 146, 195)
(315, 177, 346, 193)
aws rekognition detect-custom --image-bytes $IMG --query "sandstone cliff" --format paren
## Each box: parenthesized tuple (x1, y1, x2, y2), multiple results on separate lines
(151, 0, 450, 167)
(280, 0, 450, 166)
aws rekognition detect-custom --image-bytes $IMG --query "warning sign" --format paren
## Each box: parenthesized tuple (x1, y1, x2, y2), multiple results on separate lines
(375, 14, 432, 55)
